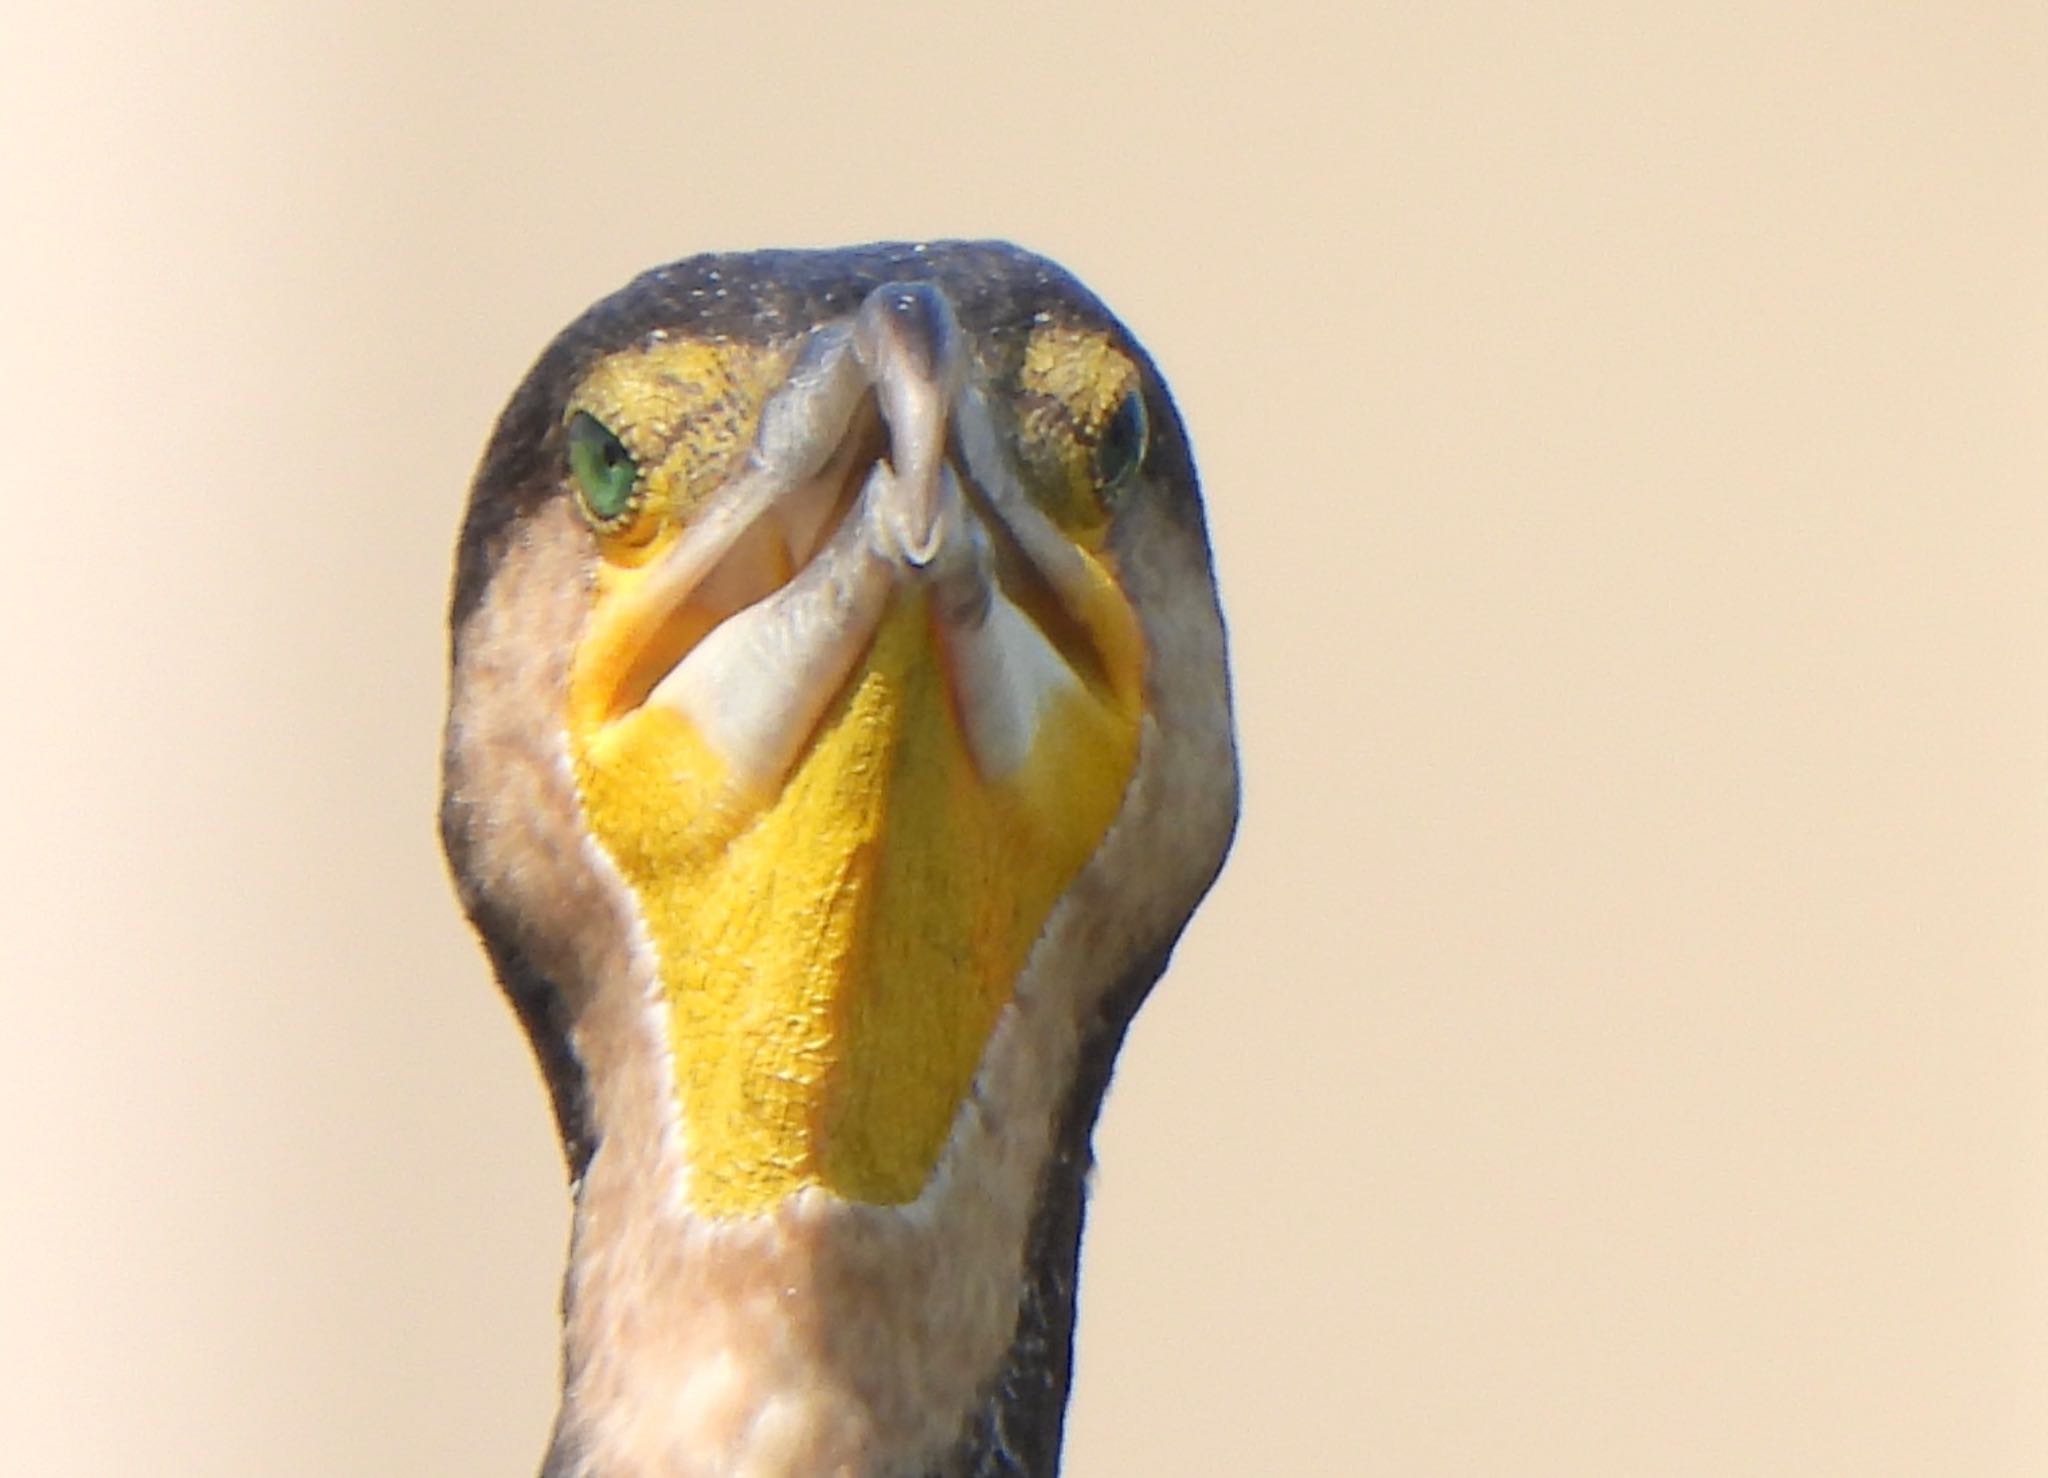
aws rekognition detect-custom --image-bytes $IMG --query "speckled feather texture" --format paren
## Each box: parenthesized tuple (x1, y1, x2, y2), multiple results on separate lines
(442, 243, 1237, 1477)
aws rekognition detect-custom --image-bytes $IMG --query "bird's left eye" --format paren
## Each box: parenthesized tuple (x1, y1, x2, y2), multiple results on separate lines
(1092, 388, 1148, 495)
(566, 412, 640, 526)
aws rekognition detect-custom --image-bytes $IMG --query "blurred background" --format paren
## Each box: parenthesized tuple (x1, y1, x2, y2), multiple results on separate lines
(4, 4, 2045, 1474)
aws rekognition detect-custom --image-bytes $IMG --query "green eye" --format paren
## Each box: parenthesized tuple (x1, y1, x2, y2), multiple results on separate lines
(1092, 388, 1148, 495)
(566, 411, 640, 525)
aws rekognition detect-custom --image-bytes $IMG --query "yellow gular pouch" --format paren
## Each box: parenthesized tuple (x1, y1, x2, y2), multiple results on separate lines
(571, 592, 1141, 1217)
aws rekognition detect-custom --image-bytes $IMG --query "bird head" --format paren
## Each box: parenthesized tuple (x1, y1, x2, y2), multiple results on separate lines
(440, 241, 1236, 1474)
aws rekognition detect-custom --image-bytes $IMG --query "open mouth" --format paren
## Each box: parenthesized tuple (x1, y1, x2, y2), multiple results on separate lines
(590, 282, 1137, 791)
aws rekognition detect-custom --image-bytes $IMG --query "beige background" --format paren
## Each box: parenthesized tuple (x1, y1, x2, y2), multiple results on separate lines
(5, 4, 2045, 1474)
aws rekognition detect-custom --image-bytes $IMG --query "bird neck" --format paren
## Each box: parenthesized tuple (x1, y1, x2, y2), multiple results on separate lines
(540, 926, 1134, 1478)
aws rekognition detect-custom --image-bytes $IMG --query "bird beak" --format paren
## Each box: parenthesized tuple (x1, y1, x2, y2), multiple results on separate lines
(569, 281, 1142, 796)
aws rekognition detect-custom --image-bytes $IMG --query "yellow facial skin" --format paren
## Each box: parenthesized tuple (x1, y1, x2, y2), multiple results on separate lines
(564, 328, 1146, 1217)
(563, 341, 796, 731)
(568, 340, 794, 557)
(1016, 327, 1145, 542)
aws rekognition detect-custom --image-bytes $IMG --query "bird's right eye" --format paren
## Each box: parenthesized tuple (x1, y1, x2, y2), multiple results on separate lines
(566, 412, 640, 526)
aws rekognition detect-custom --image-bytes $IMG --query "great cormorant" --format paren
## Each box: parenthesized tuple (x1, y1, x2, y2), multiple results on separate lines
(441, 242, 1237, 1476)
